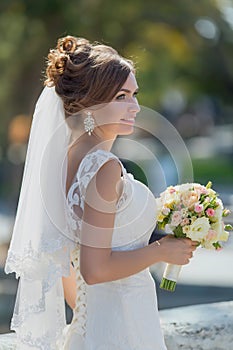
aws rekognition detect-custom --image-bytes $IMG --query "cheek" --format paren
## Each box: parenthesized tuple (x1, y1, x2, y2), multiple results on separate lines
(106, 105, 125, 121)
(95, 103, 127, 126)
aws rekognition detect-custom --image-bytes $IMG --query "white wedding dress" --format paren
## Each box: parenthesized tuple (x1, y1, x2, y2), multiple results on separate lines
(0, 149, 167, 350)
(63, 149, 167, 350)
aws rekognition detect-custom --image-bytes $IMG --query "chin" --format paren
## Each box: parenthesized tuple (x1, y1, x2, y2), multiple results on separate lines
(103, 124, 135, 138)
(117, 126, 135, 136)
(122, 129, 134, 135)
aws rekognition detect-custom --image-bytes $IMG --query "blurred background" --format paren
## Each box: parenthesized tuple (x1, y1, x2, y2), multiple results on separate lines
(0, 0, 233, 334)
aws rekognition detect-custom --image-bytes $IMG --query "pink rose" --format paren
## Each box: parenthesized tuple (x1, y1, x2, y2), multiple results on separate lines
(207, 229, 217, 241)
(200, 187, 208, 195)
(169, 187, 176, 194)
(194, 185, 208, 196)
(194, 203, 204, 213)
(180, 218, 190, 226)
(206, 208, 215, 217)
(181, 191, 199, 209)
(171, 211, 182, 226)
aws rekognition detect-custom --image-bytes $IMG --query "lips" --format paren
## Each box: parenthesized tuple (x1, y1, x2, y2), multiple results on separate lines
(120, 119, 135, 125)
(120, 117, 136, 122)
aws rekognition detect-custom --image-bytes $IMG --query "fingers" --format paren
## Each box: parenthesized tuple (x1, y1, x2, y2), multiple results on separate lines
(189, 251, 193, 258)
(161, 235, 197, 265)
(182, 251, 193, 265)
(191, 240, 199, 247)
(181, 239, 196, 260)
(182, 238, 199, 248)
(183, 259, 190, 265)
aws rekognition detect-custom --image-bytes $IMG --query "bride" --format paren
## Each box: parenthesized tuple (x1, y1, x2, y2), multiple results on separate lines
(2, 35, 196, 349)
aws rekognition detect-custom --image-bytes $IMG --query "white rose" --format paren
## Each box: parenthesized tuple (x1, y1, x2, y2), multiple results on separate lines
(219, 230, 229, 242)
(155, 198, 163, 213)
(214, 201, 223, 221)
(202, 240, 216, 250)
(211, 221, 229, 241)
(186, 217, 210, 241)
(178, 183, 193, 192)
(211, 221, 222, 236)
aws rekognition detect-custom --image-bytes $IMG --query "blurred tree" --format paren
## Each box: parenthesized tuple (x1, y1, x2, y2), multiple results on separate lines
(0, 0, 233, 204)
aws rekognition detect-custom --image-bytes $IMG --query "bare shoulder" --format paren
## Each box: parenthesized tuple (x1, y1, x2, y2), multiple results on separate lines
(97, 158, 122, 181)
(96, 158, 122, 202)
(82, 158, 122, 236)
(85, 158, 122, 204)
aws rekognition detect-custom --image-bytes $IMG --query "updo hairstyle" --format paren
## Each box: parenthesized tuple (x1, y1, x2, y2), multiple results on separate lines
(45, 36, 134, 116)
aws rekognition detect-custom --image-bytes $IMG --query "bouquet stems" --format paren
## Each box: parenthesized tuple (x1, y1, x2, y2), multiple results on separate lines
(160, 264, 182, 292)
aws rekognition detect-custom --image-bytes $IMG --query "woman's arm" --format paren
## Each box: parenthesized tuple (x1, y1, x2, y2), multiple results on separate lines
(80, 159, 197, 285)
(81, 236, 196, 285)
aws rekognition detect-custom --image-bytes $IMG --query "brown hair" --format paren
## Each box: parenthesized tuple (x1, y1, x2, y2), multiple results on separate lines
(45, 36, 134, 115)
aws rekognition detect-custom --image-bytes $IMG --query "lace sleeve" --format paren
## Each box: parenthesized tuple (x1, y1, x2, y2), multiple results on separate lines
(78, 149, 124, 201)
(66, 149, 126, 239)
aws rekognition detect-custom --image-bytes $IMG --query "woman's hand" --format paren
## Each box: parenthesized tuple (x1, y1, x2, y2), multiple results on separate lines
(157, 235, 198, 265)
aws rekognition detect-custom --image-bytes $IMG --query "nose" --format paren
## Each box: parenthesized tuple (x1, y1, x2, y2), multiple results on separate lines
(129, 98, 141, 114)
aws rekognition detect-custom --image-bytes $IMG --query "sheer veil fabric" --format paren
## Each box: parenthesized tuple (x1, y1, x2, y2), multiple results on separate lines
(5, 87, 78, 349)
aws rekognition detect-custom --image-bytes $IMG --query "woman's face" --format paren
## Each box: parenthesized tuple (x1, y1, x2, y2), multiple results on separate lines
(92, 72, 140, 139)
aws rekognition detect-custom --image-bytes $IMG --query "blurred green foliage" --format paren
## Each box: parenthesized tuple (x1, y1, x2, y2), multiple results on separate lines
(192, 157, 233, 185)
(0, 0, 233, 206)
(0, 1, 233, 136)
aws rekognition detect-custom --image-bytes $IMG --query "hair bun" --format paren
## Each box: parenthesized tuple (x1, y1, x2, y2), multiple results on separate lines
(45, 36, 92, 87)
(58, 36, 77, 54)
(58, 36, 90, 54)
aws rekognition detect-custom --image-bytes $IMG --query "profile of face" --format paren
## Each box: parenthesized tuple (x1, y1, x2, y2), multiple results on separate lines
(90, 72, 140, 139)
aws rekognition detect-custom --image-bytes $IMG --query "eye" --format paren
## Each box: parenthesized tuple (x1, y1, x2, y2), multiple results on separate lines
(133, 91, 139, 98)
(116, 94, 126, 100)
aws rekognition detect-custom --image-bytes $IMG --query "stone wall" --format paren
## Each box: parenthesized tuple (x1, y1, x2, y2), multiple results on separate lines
(160, 301, 233, 350)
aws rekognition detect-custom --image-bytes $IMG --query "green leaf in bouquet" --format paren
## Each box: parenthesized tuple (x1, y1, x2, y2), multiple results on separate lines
(224, 224, 233, 231)
(200, 194, 207, 203)
(212, 241, 222, 249)
(157, 216, 170, 230)
(203, 202, 211, 210)
(174, 225, 186, 238)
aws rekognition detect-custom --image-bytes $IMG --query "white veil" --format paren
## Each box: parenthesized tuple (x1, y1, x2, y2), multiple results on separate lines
(5, 86, 76, 349)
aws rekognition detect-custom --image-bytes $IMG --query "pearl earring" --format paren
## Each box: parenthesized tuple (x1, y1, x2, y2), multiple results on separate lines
(84, 111, 95, 136)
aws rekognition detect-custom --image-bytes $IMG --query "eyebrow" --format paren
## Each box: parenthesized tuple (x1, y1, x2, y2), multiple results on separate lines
(118, 88, 139, 93)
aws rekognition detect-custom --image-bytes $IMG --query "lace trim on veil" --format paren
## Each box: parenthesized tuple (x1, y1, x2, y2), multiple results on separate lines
(4, 87, 77, 349)
(5, 237, 74, 349)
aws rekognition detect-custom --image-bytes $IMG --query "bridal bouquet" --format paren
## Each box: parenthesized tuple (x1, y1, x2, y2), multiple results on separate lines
(156, 182, 232, 292)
